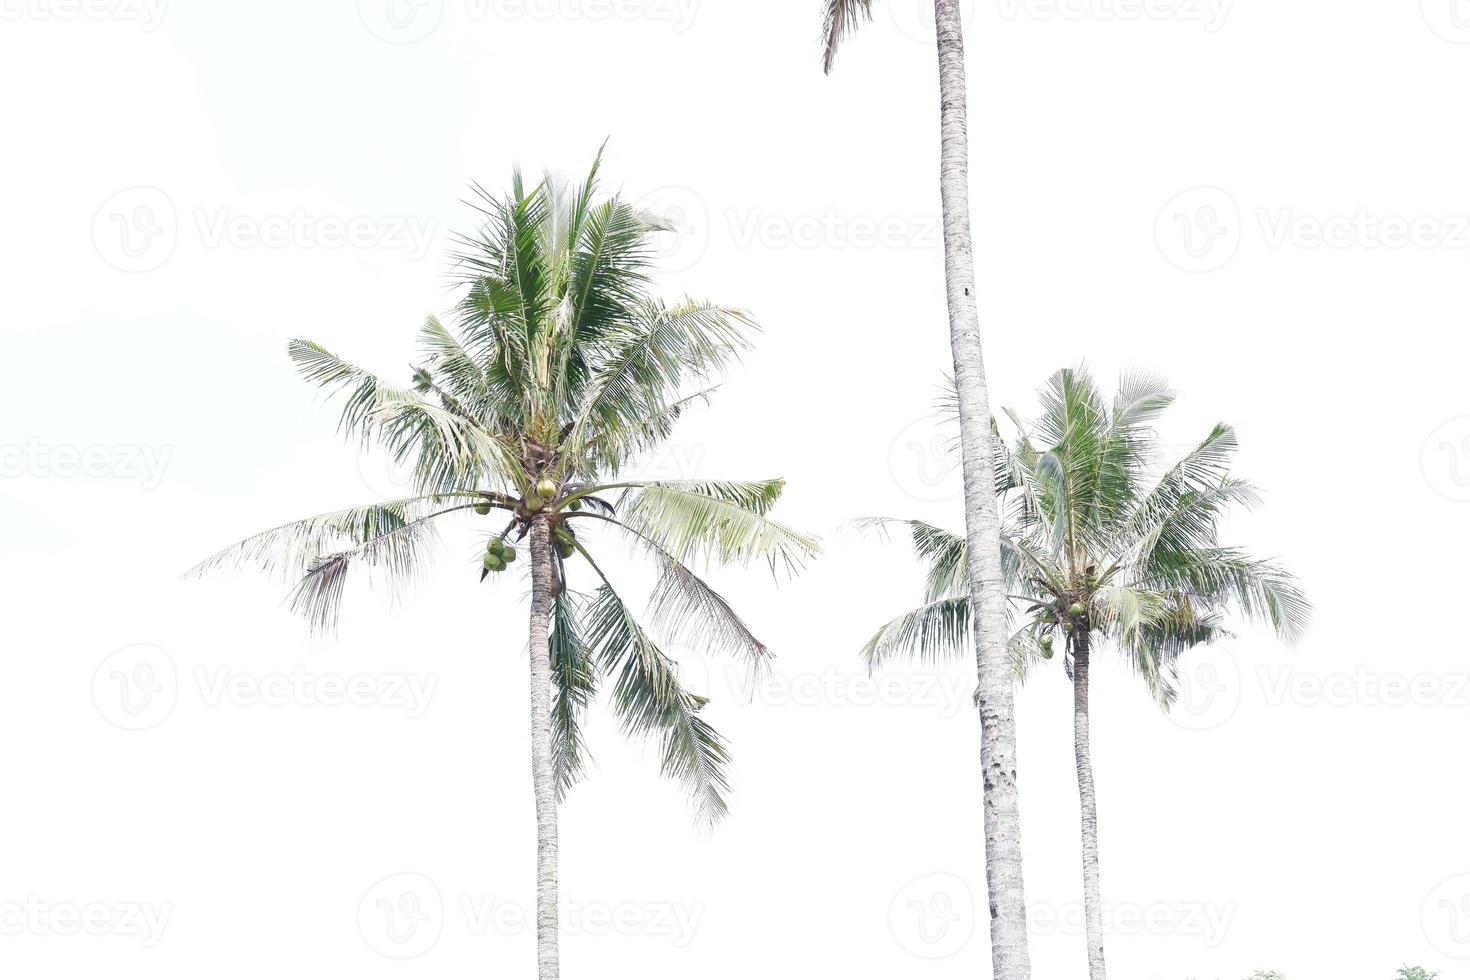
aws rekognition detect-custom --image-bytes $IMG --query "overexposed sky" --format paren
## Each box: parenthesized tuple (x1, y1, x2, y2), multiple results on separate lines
(3, 1, 1469, 978)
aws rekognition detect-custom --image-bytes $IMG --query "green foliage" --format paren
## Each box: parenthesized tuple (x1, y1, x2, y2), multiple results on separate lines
(860, 366, 1309, 704)
(1396, 967, 1437, 980)
(193, 150, 817, 825)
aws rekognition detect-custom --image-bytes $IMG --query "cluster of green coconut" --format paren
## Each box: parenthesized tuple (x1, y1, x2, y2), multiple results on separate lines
(1035, 602, 1088, 659)
(483, 535, 517, 573)
(553, 525, 577, 560)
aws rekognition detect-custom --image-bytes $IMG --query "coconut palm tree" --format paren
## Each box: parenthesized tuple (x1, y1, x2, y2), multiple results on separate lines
(821, 4, 1031, 976)
(860, 367, 1309, 980)
(191, 153, 818, 980)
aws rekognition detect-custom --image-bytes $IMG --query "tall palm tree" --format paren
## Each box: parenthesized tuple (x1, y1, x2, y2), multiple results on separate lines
(821, 3, 1031, 976)
(191, 153, 818, 980)
(861, 367, 1310, 980)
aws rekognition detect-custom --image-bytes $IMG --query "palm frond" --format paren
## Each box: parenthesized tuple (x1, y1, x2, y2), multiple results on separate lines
(860, 597, 971, 672)
(822, 0, 874, 73)
(614, 480, 819, 574)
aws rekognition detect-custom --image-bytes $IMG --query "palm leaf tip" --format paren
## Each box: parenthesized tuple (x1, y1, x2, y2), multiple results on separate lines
(822, 0, 875, 73)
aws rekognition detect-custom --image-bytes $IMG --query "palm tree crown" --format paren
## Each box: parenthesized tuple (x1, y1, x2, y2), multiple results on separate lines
(193, 151, 818, 825)
(863, 365, 1309, 707)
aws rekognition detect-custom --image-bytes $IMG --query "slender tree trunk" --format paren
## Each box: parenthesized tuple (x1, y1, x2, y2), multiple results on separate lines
(931, 2, 1031, 977)
(1071, 633, 1106, 980)
(526, 515, 560, 980)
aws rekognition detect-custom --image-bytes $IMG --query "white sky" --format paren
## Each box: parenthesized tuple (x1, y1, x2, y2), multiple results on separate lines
(2, 1, 1469, 978)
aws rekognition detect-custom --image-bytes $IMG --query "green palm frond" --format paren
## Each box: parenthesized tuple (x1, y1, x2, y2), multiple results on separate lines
(583, 578, 731, 827)
(615, 480, 819, 574)
(550, 590, 598, 797)
(861, 597, 971, 672)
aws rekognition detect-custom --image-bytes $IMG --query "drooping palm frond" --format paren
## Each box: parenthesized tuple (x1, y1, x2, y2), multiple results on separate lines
(549, 590, 598, 797)
(821, 0, 874, 73)
(188, 494, 486, 583)
(582, 577, 731, 827)
(861, 597, 971, 672)
(614, 480, 819, 574)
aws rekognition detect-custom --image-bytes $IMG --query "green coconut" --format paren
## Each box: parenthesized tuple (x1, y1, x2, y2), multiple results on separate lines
(535, 478, 558, 501)
(487, 536, 504, 553)
(568, 498, 583, 511)
(1039, 635, 1055, 660)
(499, 545, 516, 562)
(483, 553, 506, 572)
(472, 501, 492, 515)
(526, 494, 545, 511)
(1068, 602, 1086, 618)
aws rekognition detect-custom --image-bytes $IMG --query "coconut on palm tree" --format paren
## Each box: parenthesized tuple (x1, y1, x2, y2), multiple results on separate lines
(821, 3, 1032, 975)
(191, 153, 818, 980)
(861, 367, 1309, 980)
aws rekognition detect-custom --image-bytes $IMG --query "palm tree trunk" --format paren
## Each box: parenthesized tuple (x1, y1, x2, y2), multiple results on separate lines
(931, 2, 1031, 977)
(526, 515, 560, 980)
(1071, 633, 1106, 980)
